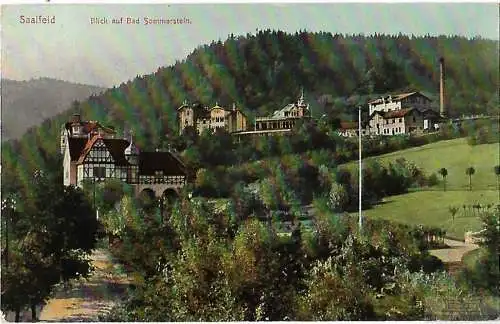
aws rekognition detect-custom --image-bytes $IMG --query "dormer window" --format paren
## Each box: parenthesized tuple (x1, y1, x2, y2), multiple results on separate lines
(72, 125, 82, 135)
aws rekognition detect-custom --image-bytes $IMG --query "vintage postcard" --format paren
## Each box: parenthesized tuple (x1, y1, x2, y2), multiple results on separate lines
(1, 1, 499, 322)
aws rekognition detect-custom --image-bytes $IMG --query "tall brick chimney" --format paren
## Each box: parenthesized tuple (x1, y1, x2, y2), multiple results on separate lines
(439, 57, 446, 118)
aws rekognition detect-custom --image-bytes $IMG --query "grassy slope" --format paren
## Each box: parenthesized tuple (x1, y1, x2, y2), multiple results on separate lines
(345, 138, 499, 240)
(346, 138, 500, 190)
(361, 191, 497, 240)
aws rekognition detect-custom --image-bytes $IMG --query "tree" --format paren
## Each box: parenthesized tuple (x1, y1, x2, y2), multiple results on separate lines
(494, 165, 500, 191)
(460, 205, 500, 296)
(296, 256, 375, 320)
(328, 182, 349, 213)
(438, 168, 448, 191)
(465, 167, 475, 191)
(448, 206, 459, 223)
(1, 172, 99, 321)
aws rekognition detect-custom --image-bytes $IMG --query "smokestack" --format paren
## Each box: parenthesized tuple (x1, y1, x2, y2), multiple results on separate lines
(439, 57, 446, 118)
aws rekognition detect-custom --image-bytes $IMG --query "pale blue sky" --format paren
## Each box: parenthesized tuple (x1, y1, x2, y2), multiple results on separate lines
(2, 3, 498, 87)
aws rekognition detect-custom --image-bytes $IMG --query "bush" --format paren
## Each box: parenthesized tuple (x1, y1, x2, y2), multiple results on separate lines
(328, 182, 349, 213)
(468, 125, 499, 146)
(427, 173, 439, 187)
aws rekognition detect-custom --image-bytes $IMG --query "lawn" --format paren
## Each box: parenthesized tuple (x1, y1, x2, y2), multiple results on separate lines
(462, 248, 483, 270)
(345, 138, 500, 190)
(359, 190, 498, 240)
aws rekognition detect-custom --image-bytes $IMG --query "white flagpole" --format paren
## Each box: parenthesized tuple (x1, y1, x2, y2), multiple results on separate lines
(358, 106, 363, 232)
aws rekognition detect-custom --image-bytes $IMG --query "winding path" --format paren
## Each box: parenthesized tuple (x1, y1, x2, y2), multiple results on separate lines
(39, 248, 132, 322)
(429, 238, 479, 274)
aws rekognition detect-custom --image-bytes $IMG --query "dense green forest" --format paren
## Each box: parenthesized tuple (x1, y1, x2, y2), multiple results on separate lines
(1, 31, 498, 196)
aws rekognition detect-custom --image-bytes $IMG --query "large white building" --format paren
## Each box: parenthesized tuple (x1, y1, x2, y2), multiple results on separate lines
(177, 101, 248, 135)
(366, 91, 441, 136)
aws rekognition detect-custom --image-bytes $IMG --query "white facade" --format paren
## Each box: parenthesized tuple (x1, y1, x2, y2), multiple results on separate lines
(368, 92, 433, 115)
(178, 102, 247, 135)
(367, 91, 440, 136)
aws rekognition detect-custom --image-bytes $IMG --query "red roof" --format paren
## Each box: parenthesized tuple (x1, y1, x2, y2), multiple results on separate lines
(64, 121, 116, 135)
(383, 108, 415, 118)
(77, 135, 101, 164)
(340, 121, 358, 130)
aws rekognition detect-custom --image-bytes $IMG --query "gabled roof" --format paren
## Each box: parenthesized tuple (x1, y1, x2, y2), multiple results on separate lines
(368, 91, 432, 105)
(270, 103, 296, 118)
(210, 103, 224, 111)
(76, 135, 131, 165)
(64, 121, 116, 135)
(383, 108, 415, 119)
(77, 135, 101, 164)
(339, 121, 358, 130)
(103, 138, 132, 166)
(68, 137, 88, 161)
(138, 151, 187, 176)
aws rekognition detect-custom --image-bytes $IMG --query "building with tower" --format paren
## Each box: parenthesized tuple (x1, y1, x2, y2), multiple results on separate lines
(177, 101, 248, 135)
(235, 89, 312, 137)
(60, 114, 189, 199)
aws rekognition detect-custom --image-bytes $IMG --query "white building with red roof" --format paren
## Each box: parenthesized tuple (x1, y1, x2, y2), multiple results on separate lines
(366, 91, 442, 136)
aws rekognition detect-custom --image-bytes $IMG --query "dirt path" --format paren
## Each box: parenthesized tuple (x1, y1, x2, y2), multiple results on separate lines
(429, 238, 479, 264)
(38, 248, 132, 322)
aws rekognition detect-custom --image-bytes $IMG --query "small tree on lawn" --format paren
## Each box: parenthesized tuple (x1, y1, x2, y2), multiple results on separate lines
(448, 206, 459, 223)
(465, 167, 475, 191)
(438, 168, 448, 191)
(328, 182, 349, 213)
(494, 165, 500, 191)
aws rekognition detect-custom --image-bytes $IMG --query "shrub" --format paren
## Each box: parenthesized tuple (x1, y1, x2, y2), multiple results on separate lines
(328, 182, 349, 213)
(427, 173, 439, 187)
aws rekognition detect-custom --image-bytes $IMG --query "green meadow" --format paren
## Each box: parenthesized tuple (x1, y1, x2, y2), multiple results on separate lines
(345, 138, 499, 240)
(347, 138, 500, 190)
(360, 190, 498, 240)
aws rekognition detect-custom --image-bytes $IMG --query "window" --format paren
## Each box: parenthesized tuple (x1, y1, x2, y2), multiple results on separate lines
(399, 118, 402, 123)
(93, 167, 106, 179)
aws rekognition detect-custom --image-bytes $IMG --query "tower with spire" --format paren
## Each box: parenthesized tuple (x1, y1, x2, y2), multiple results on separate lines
(297, 87, 310, 117)
(124, 130, 139, 184)
(177, 99, 195, 135)
(125, 130, 139, 165)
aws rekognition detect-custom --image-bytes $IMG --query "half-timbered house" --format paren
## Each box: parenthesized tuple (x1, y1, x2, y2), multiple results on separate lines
(61, 114, 188, 199)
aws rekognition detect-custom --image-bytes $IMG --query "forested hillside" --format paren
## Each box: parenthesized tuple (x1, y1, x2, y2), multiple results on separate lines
(1, 31, 498, 196)
(1, 78, 105, 141)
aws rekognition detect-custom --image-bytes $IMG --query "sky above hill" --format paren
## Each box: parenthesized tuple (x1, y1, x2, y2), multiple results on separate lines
(2, 2, 498, 87)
